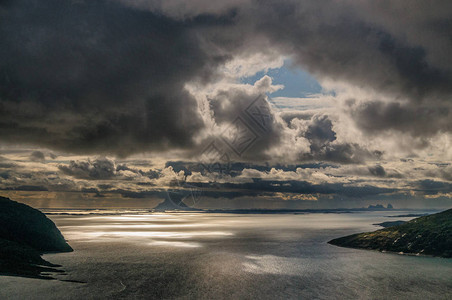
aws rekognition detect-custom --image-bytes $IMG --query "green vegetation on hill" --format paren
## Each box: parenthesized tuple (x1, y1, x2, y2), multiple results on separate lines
(329, 208, 452, 258)
(0, 196, 72, 279)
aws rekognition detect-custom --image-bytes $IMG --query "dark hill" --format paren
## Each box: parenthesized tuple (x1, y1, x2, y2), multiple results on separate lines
(329, 208, 452, 258)
(0, 196, 72, 279)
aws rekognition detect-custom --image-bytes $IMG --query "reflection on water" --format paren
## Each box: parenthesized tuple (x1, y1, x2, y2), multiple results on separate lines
(1, 211, 451, 299)
(243, 255, 306, 275)
(72, 230, 233, 240)
(148, 241, 201, 248)
(60, 213, 234, 247)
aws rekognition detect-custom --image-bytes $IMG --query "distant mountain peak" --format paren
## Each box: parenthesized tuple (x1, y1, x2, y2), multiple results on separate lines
(153, 195, 201, 211)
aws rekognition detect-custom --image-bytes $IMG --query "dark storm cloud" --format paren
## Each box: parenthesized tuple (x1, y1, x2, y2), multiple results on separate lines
(0, 0, 228, 155)
(188, 180, 396, 198)
(100, 178, 395, 200)
(0, 165, 80, 192)
(59, 158, 117, 180)
(302, 143, 381, 164)
(0, 159, 16, 169)
(110, 189, 166, 199)
(252, 1, 452, 100)
(300, 115, 381, 164)
(414, 179, 452, 195)
(367, 164, 403, 179)
(1, 0, 451, 157)
(29, 151, 45, 162)
(349, 101, 452, 137)
(435, 167, 452, 182)
(5, 185, 49, 192)
(241, 0, 452, 138)
(206, 90, 285, 161)
(58, 157, 161, 180)
(368, 165, 386, 177)
(304, 116, 336, 147)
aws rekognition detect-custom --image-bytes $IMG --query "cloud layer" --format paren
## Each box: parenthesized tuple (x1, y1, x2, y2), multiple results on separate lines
(1, 0, 451, 158)
(0, 0, 451, 208)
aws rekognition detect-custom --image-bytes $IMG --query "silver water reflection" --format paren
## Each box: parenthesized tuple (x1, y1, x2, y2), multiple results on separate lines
(1, 211, 451, 299)
(60, 213, 234, 248)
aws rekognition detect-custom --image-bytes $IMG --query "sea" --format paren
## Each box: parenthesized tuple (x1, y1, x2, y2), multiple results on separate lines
(0, 210, 451, 299)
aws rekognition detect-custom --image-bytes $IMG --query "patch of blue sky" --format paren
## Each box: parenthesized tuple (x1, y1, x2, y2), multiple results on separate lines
(240, 60, 323, 98)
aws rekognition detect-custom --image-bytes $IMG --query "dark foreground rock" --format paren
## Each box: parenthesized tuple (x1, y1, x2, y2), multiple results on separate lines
(329, 208, 452, 258)
(0, 196, 72, 279)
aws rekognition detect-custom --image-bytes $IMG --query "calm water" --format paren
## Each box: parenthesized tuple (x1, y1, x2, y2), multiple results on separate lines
(1, 211, 451, 299)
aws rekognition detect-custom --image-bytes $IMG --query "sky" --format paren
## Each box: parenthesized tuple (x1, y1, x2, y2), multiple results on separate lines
(0, 0, 451, 209)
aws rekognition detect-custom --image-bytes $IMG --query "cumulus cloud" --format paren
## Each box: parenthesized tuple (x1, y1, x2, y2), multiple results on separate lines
(58, 158, 117, 180)
(0, 0, 225, 156)
(1, 0, 451, 158)
(349, 100, 452, 137)
(29, 151, 45, 162)
(0, 147, 450, 208)
(1, 0, 451, 207)
(58, 157, 162, 181)
(368, 165, 386, 177)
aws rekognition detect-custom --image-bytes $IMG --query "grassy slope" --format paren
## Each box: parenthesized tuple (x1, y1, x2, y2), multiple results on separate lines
(329, 209, 452, 258)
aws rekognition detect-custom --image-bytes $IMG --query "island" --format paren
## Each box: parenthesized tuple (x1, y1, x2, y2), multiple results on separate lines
(0, 196, 73, 279)
(329, 208, 452, 258)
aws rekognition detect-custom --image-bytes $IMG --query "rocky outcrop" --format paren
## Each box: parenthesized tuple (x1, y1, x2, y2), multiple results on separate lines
(329, 208, 452, 258)
(0, 196, 72, 279)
